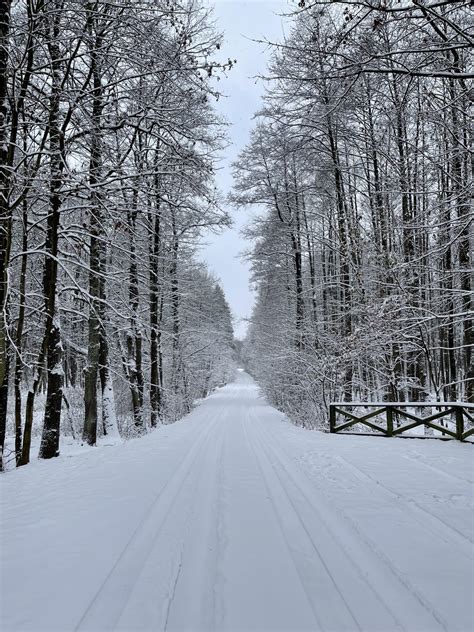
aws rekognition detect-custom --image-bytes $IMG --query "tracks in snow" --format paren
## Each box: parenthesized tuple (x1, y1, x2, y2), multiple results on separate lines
(2, 371, 472, 632)
(59, 375, 474, 632)
(246, 410, 451, 632)
(75, 413, 222, 631)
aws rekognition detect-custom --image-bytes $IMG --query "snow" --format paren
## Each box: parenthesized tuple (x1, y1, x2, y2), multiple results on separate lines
(1, 371, 473, 631)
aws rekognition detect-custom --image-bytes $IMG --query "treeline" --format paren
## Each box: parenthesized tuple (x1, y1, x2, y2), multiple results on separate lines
(235, 0, 472, 426)
(0, 0, 236, 470)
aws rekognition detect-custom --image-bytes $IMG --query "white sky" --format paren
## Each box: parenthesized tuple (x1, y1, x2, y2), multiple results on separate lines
(198, 0, 288, 339)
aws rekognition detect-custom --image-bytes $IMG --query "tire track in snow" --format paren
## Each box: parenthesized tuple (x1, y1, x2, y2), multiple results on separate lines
(162, 407, 228, 631)
(255, 416, 450, 632)
(210, 409, 229, 631)
(75, 413, 221, 631)
(214, 386, 319, 632)
(116, 419, 222, 632)
(248, 416, 411, 632)
(242, 413, 360, 632)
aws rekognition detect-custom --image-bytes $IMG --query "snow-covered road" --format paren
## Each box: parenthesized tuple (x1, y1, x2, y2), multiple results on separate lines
(1, 371, 473, 631)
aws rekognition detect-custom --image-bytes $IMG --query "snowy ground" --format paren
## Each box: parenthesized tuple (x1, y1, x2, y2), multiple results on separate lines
(1, 371, 473, 631)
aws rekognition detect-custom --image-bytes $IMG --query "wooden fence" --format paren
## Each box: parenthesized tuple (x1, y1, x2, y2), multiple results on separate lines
(329, 402, 474, 441)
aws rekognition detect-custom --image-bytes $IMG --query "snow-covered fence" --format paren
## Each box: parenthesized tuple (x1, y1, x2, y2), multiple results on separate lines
(329, 402, 474, 442)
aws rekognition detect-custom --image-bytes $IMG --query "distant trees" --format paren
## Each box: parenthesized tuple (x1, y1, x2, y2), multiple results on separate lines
(0, 0, 236, 469)
(236, 0, 472, 426)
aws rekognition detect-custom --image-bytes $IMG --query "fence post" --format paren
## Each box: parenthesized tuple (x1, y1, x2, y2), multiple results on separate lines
(455, 406, 464, 441)
(329, 405, 336, 433)
(386, 406, 393, 437)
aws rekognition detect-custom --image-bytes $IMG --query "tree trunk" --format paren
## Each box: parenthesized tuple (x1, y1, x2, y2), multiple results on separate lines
(39, 7, 64, 459)
(149, 164, 163, 427)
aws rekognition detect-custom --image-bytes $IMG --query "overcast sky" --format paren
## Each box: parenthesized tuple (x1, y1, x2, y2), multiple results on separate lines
(198, 0, 288, 339)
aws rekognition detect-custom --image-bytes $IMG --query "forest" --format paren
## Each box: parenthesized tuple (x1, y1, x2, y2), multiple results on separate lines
(0, 0, 236, 470)
(0, 0, 472, 470)
(236, 0, 472, 427)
